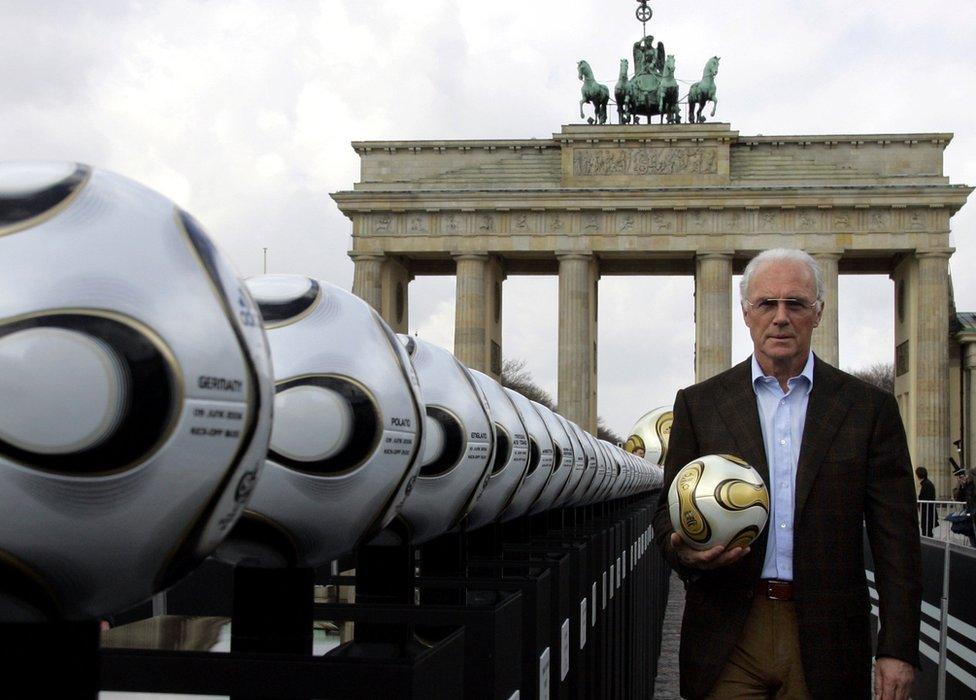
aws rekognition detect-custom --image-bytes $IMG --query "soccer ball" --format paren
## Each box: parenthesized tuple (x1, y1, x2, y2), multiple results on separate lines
(626, 405, 673, 465)
(215, 275, 425, 567)
(500, 388, 555, 520)
(668, 454, 769, 551)
(0, 161, 273, 620)
(465, 369, 530, 530)
(552, 415, 587, 507)
(527, 402, 575, 514)
(396, 336, 494, 544)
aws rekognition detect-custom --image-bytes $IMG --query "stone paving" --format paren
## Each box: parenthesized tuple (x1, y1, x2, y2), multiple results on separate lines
(654, 572, 685, 699)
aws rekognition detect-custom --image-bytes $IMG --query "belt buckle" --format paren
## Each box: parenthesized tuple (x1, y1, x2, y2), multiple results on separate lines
(766, 580, 791, 601)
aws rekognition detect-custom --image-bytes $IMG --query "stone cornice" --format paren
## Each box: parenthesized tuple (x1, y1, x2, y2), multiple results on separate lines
(348, 128, 954, 153)
(351, 139, 559, 155)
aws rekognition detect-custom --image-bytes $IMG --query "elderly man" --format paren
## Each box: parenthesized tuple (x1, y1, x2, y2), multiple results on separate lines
(654, 248, 921, 699)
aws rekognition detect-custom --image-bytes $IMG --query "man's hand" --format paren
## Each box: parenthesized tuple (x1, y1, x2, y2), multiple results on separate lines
(874, 657, 915, 700)
(670, 532, 750, 570)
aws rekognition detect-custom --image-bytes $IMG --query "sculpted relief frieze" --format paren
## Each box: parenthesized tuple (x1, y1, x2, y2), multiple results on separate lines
(358, 206, 934, 238)
(573, 146, 718, 177)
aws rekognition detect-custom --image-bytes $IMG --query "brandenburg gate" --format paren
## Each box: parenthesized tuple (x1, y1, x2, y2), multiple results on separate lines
(332, 123, 972, 495)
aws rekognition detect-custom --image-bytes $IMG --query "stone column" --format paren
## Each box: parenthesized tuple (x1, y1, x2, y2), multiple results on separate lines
(915, 252, 951, 497)
(380, 257, 411, 334)
(558, 253, 598, 433)
(962, 341, 976, 474)
(811, 252, 841, 366)
(350, 253, 384, 312)
(454, 254, 488, 372)
(484, 258, 506, 380)
(695, 253, 733, 382)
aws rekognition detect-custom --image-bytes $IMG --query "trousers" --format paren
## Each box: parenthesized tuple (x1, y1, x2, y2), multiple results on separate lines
(704, 595, 812, 699)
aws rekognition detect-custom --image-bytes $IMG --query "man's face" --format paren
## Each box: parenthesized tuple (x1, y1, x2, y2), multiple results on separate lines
(743, 259, 822, 367)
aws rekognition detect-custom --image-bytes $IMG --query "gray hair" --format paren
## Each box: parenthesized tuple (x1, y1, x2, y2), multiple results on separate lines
(739, 248, 825, 309)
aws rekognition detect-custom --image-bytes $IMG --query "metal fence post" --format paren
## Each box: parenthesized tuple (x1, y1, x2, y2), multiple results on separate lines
(937, 538, 950, 700)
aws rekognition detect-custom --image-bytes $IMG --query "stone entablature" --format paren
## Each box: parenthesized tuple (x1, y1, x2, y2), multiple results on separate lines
(345, 124, 953, 192)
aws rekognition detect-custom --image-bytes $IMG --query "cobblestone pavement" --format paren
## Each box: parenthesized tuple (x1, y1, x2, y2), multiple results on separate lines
(654, 572, 684, 699)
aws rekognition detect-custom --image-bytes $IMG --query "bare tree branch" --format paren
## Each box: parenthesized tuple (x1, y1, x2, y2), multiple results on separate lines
(847, 362, 894, 394)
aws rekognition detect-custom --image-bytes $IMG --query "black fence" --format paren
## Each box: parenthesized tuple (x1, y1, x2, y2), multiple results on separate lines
(80, 492, 672, 699)
(865, 533, 976, 698)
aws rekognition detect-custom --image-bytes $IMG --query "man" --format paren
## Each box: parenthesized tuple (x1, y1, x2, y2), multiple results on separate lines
(916, 466, 936, 537)
(951, 467, 976, 546)
(952, 466, 976, 510)
(654, 248, 921, 699)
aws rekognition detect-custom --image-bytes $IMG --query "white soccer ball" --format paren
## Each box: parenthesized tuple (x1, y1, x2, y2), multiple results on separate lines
(215, 275, 425, 567)
(500, 388, 555, 520)
(668, 454, 769, 551)
(396, 336, 494, 544)
(528, 402, 575, 514)
(465, 370, 530, 530)
(0, 161, 273, 620)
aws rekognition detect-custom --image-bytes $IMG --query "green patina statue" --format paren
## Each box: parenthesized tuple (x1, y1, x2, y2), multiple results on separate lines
(633, 35, 665, 77)
(575, 2, 722, 126)
(657, 54, 679, 120)
(614, 59, 631, 124)
(614, 41, 681, 125)
(577, 60, 609, 125)
(688, 56, 720, 123)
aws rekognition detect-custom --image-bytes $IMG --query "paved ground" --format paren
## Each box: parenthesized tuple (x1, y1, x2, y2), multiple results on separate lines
(654, 572, 685, 699)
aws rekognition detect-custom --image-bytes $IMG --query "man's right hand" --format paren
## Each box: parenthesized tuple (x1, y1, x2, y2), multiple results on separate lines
(670, 532, 750, 570)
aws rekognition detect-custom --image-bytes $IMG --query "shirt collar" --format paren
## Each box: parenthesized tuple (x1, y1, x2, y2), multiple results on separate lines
(751, 352, 815, 394)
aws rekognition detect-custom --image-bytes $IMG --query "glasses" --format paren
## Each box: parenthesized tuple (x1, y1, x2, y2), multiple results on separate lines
(744, 297, 820, 316)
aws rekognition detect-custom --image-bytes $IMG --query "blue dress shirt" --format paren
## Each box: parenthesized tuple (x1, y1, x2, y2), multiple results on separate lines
(751, 352, 815, 581)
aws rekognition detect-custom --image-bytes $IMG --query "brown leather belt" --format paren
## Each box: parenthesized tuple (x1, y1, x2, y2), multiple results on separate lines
(756, 579, 794, 601)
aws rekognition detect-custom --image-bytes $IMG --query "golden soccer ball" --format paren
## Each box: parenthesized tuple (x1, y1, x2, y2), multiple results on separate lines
(668, 454, 769, 551)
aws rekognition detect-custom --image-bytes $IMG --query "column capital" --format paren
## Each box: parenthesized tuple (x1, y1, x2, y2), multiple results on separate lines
(962, 339, 976, 369)
(452, 252, 489, 262)
(696, 251, 733, 260)
(348, 251, 386, 262)
(916, 249, 954, 260)
(556, 251, 594, 262)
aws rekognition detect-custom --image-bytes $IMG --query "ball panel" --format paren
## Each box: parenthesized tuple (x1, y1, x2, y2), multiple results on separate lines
(672, 461, 713, 547)
(0, 312, 177, 475)
(0, 327, 127, 454)
(268, 376, 379, 475)
(419, 406, 464, 477)
(270, 384, 353, 462)
(0, 162, 89, 231)
(247, 275, 321, 327)
(713, 478, 770, 512)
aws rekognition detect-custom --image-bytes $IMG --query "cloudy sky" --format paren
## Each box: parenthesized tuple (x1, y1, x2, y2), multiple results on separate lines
(3, 0, 974, 437)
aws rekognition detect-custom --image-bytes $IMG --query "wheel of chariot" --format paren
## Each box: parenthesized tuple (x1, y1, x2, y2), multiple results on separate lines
(635, 3, 652, 22)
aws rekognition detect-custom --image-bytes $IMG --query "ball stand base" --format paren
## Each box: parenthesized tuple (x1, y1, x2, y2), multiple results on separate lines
(1, 619, 100, 699)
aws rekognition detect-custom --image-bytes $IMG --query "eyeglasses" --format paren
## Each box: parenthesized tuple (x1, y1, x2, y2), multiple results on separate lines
(744, 297, 820, 316)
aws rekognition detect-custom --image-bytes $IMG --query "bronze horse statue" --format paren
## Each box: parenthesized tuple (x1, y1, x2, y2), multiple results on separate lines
(688, 56, 720, 123)
(656, 55, 679, 124)
(577, 60, 609, 125)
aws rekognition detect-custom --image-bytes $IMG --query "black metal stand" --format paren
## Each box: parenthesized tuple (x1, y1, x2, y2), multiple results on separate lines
(231, 566, 314, 656)
(3, 620, 100, 699)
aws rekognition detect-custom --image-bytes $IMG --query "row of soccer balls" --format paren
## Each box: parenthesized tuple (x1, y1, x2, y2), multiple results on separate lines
(0, 162, 663, 621)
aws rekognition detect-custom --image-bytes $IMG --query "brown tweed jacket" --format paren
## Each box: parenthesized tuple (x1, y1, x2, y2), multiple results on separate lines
(653, 356, 921, 700)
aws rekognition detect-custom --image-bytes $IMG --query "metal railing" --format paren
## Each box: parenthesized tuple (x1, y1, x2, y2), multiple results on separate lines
(917, 500, 974, 548)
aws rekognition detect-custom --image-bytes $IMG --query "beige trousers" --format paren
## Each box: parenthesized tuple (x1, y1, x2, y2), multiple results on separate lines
(705, 596, 812, 699)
